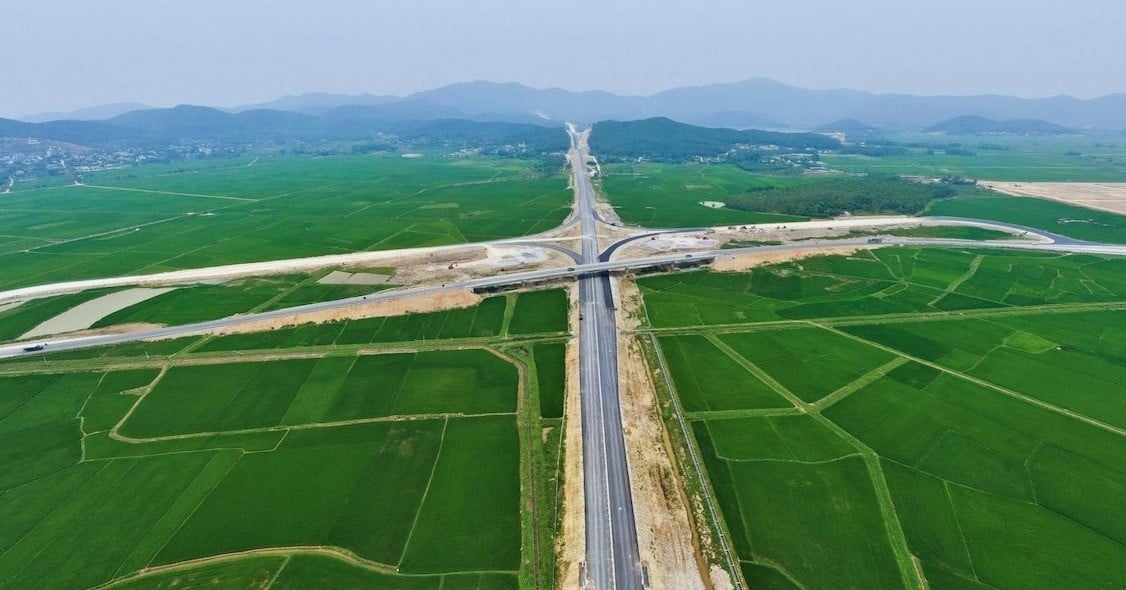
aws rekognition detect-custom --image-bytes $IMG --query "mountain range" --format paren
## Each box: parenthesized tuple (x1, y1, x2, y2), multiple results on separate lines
(16, 79, 1126, 132)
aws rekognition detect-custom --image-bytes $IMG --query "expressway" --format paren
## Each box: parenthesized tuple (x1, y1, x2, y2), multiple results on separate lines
(569, 126, 643, 589)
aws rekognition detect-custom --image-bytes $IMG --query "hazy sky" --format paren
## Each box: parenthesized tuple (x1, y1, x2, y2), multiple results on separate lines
(3, 0, 1123, 117)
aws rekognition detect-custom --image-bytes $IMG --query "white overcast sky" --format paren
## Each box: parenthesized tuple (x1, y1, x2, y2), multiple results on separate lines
(2, 0, 1123, 117)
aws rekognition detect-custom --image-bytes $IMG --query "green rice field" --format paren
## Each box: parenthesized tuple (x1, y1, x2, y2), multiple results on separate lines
(0, 288, 568, 589)
(639, 247, 1126, 328)
(823, 134, 1126, 182)
(924, 195, 1126, 244)
(0, 154, 571, 290)
(599, 162, 806, 227)
(644, 247, 1126, 589)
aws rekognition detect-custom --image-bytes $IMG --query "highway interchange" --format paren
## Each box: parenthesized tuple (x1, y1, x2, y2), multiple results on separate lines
(2, 128, 1125, 589)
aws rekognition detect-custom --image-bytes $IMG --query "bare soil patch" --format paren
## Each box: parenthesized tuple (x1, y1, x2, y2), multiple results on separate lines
(0, 242, 499, 305)
(205, 289, 481, 336)
(22, 288, 175, 339)
(316, 271, 392, 286)
(614, 277, 711, 590)
(712, 246, 867, 272)
(982, 181, 1126, 215)
(392, 246, 571, 286)
(60, 322, 166, 339)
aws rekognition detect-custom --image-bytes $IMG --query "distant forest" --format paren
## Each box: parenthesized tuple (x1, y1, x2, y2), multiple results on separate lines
(0, 106, 570, 153)
(725, 175, 965, 217)
(591, 117, 839, 161)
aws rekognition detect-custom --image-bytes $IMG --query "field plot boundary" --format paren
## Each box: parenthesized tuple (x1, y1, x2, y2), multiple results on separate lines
(637, 247, 1126, 589)
(396, 419, 450, 568)
(669, 315, 1126, 438)
(90, 545, 518, 590)
(651, 331, 929, 589)
(819, 324, 1126, 437)
(81, 184, 259, 202)
(105, 346, 522, 441)
(637, 300, 1126, 336)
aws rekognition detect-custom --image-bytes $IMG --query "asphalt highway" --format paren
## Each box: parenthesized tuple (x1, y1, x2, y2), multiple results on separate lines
(569, 125, 643, 589)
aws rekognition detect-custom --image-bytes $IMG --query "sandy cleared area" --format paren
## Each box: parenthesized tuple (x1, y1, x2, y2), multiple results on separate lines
(639, 235, 721, 253)
(0, 243, 566, 306)
(392, 246, 570, 286)
(706, 215, 1040, 239)
(610, 215, 1044, 261)
(316, 271, 392, 286)
(201, 289, 481, 336)
(614, 277, 716, 590)
(699, 201, 726, 209)
(41, 322, 166, 342)
(22, 288, 175, 339)
(712, 246, 867, 272)
(556, 283, 586, 589)
(981, 181, 1126, 215)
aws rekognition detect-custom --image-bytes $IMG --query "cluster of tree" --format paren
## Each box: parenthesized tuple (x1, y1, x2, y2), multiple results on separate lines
(724, 174, 963, 217)
(727, 151, 807, 174)
(351, 142, 396, 154)
(391, 119, 568, 153)
(923, 115, 1073, 136)
(590, 117, 839, 161)
(934, 147, 977, 156)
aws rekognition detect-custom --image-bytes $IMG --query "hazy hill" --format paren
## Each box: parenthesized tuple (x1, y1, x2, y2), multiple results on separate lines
(816, 119, 882, 137)
(0, 118, 120, 144)
(589, 117, 839, 160)
(406, 81, 650, 124)
(390, 80, 1126, 130)
(233, 93, 400, 115)
(108, 106, 326, 140)
(18, 79, 1126, 131)
(18, 102, 153, 123)
(923, 115, 1074, 135)
(322, 100, 469, 124)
